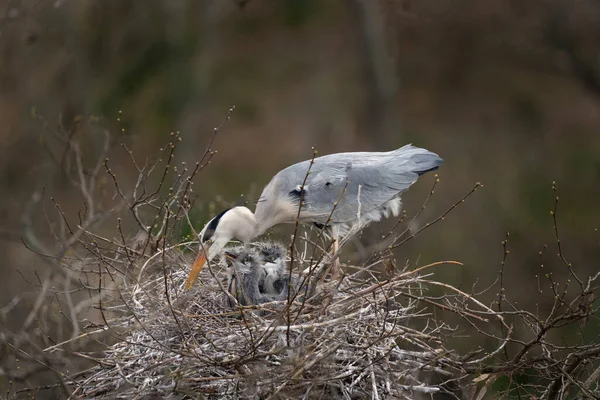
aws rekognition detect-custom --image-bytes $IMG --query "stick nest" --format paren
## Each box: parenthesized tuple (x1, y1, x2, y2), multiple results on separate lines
(73, 245, 459, 399)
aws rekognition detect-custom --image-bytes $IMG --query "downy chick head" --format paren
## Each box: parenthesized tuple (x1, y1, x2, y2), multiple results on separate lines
(224, 246, 272, 306)
(252, 241, 302, 299)
(253, 241, 287, 275)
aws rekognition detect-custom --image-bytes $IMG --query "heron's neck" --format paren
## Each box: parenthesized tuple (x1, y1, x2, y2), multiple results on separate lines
(233, 207, 278, 240)
(227, 206, 260, 243)
(253, 188, 289, 236)
(253, 206, 282, 238)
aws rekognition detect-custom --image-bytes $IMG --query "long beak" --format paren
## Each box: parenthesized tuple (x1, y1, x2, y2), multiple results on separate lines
(184, 245, 209, 290)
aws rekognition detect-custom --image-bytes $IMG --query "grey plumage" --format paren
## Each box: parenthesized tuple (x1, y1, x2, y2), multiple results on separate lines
(225, 246, 274, 307)
(253, 241, 287, 262)
(254, 144, 443, 236)
(252, 241, 298, 296)
(185, 144, 443, 289)
(225, 244, 298, 307)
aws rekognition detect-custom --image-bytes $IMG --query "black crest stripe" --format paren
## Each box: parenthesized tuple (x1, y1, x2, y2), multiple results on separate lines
(202, 207, 231, 243)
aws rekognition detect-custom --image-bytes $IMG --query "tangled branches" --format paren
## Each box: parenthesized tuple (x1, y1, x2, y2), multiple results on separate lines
(0, 110, 598, 399)
(69, 250, 470, 399)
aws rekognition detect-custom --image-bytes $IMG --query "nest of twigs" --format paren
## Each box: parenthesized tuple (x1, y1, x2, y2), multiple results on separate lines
(71, 241, 469, 399)
(11, 116, 598, 400)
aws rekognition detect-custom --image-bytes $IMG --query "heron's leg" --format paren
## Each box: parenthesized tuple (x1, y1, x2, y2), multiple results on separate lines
(314, 236, 341, 317)
(314, 229, 342, 290)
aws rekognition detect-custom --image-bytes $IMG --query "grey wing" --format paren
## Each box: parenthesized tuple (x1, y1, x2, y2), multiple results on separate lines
(287, 145, 443, 224)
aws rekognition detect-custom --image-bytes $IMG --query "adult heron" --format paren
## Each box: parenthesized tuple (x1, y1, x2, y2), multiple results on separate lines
(185, 144, 443, 289)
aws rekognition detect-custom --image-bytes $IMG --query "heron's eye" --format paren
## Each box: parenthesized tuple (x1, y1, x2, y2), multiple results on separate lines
(270, 257, 275, 261)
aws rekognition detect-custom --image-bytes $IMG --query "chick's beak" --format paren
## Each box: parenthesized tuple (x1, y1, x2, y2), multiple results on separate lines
(184, 245, 210, 290)
(224, 251, 238, 265)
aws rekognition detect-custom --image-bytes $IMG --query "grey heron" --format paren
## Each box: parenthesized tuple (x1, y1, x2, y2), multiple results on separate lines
(225, 245, 297, 306)
(252, 241, 300, 296)
(185, 144, 443, 289)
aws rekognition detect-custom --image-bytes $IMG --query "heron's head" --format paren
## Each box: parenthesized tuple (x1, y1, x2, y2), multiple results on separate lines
(184, 206, 258, 289)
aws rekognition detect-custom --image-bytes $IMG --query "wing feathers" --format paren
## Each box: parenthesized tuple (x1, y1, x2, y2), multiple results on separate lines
(258, 145, 443, 226)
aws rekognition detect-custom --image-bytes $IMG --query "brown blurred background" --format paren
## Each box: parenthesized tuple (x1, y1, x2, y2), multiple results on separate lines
(1, 0, 599, 380)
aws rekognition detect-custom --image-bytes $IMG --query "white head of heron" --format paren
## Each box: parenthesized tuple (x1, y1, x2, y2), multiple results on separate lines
(185, 206, 259, 290)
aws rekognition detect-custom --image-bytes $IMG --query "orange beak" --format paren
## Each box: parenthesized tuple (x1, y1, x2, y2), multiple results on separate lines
(184, 249, 207, 290)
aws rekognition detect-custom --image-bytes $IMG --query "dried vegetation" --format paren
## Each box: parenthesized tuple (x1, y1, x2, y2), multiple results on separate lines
(1, 110, 599, 400)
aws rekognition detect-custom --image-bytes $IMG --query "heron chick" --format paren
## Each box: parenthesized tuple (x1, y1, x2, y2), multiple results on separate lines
(225, 244, 298, 307)
(252, 241, 296, 295)
(255, 241, 306, 300)
(225, 246, 273, 307)
(186, 144, 443, 289)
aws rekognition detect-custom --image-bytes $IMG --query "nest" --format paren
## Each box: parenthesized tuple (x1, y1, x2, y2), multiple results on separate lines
(73, 243, 461, 399)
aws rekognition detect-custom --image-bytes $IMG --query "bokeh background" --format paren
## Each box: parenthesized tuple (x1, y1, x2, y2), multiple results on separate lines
(1, 0, 599, 394)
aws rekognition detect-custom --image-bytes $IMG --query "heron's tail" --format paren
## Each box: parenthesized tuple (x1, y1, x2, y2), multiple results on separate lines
(394, 144, 444, 176)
